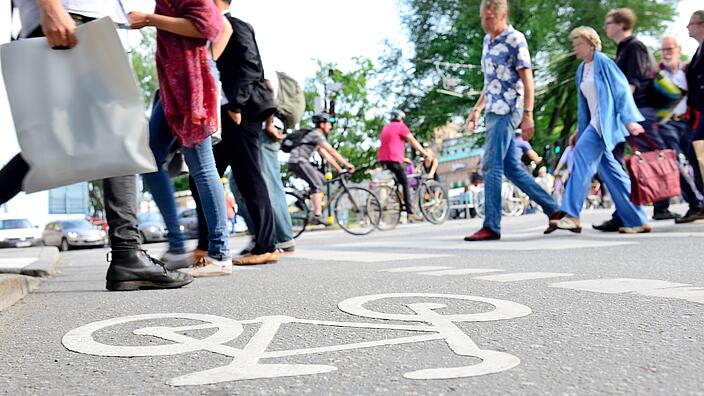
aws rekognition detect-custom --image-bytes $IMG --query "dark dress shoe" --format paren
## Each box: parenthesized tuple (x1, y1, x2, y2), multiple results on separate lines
(592, 218, 623, 232)
(544, 211, 567, 234)
(464, 227, 501, 241)
(106, 249, 193, 291)
(652, 210, 681, 221)
(675, 208, 704, 224)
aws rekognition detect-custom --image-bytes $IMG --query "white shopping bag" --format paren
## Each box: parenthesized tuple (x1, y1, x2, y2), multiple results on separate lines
(0, 17, 157, 193)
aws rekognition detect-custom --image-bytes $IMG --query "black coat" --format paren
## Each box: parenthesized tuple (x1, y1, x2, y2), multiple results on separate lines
(687, 45, 704, 112)
(216, 14, 276, 121)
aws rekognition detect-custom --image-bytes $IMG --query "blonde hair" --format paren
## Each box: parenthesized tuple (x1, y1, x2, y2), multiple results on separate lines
(480, 0, 509, 14)
(607, 8, 637, 31)
(570, 26, 602, 51)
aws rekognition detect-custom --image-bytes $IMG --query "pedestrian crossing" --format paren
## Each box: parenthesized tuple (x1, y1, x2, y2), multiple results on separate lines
(378, 265, 574, 282)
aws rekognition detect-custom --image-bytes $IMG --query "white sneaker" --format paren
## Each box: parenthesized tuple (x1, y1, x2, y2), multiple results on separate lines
(161, 251, 194, 271)
(179, 255, 232, 278)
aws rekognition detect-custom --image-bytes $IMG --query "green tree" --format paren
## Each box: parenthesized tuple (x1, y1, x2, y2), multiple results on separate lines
(381, 0, 677, 162)
(301, 59, 386, 182)
(130, 29, 158, 108)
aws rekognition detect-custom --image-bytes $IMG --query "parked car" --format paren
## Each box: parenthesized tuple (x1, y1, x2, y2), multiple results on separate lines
(0, 217, 43, 248)
(138, 212, 168, 243)
(42, 219, 108, 251)
(178, 209, 199, 240)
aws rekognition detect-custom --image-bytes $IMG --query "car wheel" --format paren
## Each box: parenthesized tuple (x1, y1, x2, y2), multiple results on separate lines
(59, 238, 70, 252)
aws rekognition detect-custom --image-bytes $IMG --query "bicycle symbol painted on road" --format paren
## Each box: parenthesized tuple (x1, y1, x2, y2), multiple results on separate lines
(62, 293, 531, 386)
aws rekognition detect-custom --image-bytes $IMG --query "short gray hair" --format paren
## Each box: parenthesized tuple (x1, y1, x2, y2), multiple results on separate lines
(569, 26, 602, 51)
(661, 35, 682, 49)
(480, 0, 509, 14)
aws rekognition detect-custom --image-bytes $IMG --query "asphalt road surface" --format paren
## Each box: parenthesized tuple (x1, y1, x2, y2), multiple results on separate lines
(1, 206, 703, 395)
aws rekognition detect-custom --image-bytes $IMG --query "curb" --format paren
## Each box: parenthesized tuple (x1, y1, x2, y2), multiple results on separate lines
(0, 247, 60, 313)
(21, 247, 61, 277)
(0, 274, 41, 312)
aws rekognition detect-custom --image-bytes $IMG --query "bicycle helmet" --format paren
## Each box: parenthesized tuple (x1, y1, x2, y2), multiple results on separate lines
(312, 112, 331, 125)
(389, 109, 405, 121)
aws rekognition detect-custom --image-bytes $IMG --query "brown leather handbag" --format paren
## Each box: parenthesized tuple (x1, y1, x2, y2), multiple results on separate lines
(625, 136, 681, 205)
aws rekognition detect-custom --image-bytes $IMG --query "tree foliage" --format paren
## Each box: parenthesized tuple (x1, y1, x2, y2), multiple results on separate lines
(301, 59, 387, 182)
(130, 29, 158, 109)
(381, 0, 678, 163)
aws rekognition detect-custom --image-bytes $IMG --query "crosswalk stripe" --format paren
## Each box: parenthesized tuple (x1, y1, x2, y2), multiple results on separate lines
(379, 266, 454, 273)
(473, 272, 574, 282)
(418, 268, 504, 276)
(289, 250, 451, 263)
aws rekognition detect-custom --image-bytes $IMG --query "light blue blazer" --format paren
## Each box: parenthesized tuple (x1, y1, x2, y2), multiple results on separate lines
(576, 50, 644, 152)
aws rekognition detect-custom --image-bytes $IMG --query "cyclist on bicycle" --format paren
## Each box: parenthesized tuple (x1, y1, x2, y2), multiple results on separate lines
(378, 110, 432, 221)
(287, 112, 356, 225)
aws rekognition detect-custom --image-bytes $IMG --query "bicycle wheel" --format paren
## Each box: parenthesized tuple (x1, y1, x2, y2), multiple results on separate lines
(475, 190, 485, 218)
(372, 185, 401, 230)
(334, 187, 381, 236)
(418, 180, 449, 224)
(285, 191, 309, 238)
(502, 184, 526, 217)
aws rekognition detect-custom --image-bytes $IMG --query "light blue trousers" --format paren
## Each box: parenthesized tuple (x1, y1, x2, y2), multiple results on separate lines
(561, 125, 648, 227)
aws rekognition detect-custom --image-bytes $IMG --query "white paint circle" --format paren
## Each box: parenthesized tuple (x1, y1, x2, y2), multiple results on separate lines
(337, 293, 531, 322)
(62, 313, 243, 357)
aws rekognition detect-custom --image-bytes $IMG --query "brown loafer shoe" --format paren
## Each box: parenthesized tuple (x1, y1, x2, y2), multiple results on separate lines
(232, 251, 280, 265)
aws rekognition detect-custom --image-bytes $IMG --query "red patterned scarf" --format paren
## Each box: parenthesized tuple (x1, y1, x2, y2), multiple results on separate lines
(154, 0, 223, 148)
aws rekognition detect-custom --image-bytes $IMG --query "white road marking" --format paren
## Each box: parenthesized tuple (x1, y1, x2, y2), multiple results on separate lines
(418, 268, 504, 276)
(550, 278, 704, 305)
(63, 293, 531, 385)
(289, 250, 451, 263)
(338, 240, 634, 251)
(0, 258, 36, 270)
(473, 272, 574, 282)
(380, 266, 454, 273)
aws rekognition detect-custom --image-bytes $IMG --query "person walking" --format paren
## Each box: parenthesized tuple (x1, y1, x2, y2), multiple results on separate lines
(190, 0, 280, 266)
(229, 114, 296, 255)
(548, 27, 650, 235)
(686, 10, 704, 222)
(0, 0, 192, 291)
(463, 0, 562, 241)
(595, 8, 674, 231)
(128, 0, 233, 277)
(658, 35, 704, 223)
(377, 110, 432, 222)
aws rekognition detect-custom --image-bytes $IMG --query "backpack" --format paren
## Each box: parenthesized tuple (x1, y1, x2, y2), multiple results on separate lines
(275, 71, 306, 130)
(281, 128, 313, 153)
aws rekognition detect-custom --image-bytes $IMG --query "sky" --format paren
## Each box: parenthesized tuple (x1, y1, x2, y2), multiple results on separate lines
(122, 0, 704, 85)
(124, 0, 405, 86)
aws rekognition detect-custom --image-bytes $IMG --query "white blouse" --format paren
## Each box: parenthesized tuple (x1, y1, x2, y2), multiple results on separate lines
(580, 61, 601, 135)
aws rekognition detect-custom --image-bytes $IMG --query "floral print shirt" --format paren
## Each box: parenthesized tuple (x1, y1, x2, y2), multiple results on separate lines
(481, 25, 531, 115)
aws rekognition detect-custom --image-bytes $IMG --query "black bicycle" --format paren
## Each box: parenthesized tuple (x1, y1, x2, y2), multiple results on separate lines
(374, 173, 450, 230)
(285, 171, 382, 237)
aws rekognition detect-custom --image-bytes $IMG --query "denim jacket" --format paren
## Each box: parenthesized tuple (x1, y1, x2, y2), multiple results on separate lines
(576, 50, 644, 152)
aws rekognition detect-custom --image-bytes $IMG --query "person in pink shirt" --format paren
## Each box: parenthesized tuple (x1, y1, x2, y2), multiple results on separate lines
(378, 110, 432, 221)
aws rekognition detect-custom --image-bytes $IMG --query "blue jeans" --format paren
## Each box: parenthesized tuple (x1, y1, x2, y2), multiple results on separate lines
(230, 133, 294, 249)
(561, 125, 648, 227)
(482, 110, 559, 233)
(142, 97, 230, 260)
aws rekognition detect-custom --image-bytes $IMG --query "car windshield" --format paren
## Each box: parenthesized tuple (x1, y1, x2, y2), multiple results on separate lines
(61, 220, 93, 230)
(0, 219, 33, 230)
(138, 212, 164, 223)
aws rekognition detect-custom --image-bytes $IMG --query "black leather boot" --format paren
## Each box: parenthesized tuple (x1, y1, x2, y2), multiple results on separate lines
(106, 249, 193, 291)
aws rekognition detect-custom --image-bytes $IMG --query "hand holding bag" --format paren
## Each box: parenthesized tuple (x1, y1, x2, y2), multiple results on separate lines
(625, 135, 681, 205)
(0, 17, 157, 193)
